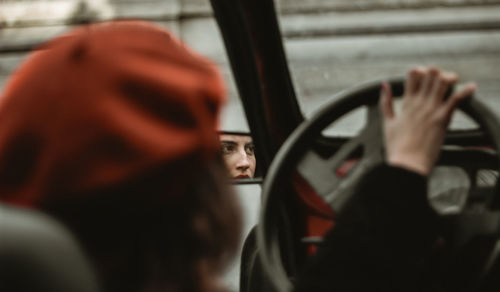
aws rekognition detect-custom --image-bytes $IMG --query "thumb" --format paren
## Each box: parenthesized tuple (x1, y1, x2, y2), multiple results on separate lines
(444, 82, 476, 122)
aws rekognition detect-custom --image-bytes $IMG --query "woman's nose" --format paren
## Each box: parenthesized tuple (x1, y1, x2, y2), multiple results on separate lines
(236, 151, 250, 168)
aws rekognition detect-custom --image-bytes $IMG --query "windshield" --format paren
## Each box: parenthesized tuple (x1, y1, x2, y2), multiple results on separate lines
(277, 1, 500, 134)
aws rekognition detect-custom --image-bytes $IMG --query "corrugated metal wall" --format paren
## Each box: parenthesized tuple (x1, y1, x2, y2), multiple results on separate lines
(1, 0, 499, 129)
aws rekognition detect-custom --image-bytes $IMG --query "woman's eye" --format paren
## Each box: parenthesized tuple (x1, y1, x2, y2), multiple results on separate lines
(221, 144, 235, 154)
(245, 144, 255, 156)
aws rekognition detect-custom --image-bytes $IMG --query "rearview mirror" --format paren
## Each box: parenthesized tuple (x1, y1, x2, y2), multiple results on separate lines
(218, 132, 261, 182)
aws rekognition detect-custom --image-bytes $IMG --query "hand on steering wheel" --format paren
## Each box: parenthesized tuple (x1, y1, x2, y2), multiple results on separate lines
(381, 67, 477, 176)
(258, 67, 498, 292)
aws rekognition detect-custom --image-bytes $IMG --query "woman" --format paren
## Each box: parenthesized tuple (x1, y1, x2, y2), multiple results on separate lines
(219, 133, 256, 179)
(0, 21, 241, 292)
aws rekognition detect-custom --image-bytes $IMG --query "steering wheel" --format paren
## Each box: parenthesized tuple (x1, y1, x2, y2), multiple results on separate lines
(257, 77, 500, 292)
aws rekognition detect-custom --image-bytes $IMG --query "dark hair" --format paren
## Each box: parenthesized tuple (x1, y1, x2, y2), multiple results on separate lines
(40, 157, 241, 292)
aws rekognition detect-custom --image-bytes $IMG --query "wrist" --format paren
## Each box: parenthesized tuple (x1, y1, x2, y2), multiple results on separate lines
(387, 154, 431, 176)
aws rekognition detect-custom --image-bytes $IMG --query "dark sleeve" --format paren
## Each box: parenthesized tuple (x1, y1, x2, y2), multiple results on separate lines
(294, 163, 441, 292)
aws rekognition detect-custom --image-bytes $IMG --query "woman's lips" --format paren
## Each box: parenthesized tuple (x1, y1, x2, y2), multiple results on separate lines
(235, 174, 250, 179)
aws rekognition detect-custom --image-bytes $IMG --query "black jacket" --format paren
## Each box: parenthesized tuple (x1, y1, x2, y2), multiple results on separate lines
(295, 164, 442, 292)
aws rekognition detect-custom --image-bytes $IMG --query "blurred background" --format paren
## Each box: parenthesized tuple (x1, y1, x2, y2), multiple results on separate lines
(1, 0, 499, 133)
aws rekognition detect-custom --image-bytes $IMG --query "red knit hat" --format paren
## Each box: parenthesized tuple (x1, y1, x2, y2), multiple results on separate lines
(0, 21, 226, 206)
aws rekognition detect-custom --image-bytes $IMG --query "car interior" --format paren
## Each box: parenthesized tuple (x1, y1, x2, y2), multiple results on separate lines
(1, 0, 500, 291)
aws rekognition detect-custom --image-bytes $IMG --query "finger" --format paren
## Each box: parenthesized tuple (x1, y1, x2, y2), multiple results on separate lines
(443, 83, 477, 120)
(379, 82, 395, 119)
(420, 67, 439, 97)
(431, 71, 458, 103)
(405, 66, 426, 95)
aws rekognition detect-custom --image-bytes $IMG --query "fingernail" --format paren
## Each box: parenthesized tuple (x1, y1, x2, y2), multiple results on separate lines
(464, 82, 477, 92)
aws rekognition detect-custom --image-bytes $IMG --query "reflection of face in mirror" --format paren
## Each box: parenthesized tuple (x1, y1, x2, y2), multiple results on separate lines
(219, 134, 256, 179)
